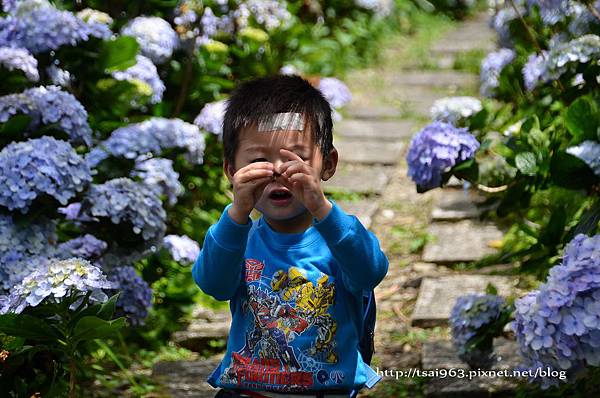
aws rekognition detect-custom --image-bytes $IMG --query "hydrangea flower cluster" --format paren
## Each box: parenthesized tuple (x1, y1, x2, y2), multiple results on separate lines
(106, 266, 153, 326)
(111, 55, 165, 104)
(234, 0, 292, 31)
(526, 0, 572, 25)
(121, 16, 178, 64)
(0, 85, 93, 146)
(46, 65, 72, 87)
(566, 140, 600, 177)
(0, 136, 92, 213)
(318, 77, 352, 109)
(76, 8, 113, 26)
(450, 294, 507, 368)
(174, 2, 234, 49)
(406, 121, 480, 191)
(0, 0, 111, 54)
(81, 178, 167, 242)
(57, 234, 108, 260)
(86, 117, 205, 167)
(355, 0, 394, 17)
(480, 48, 516, 97)
(163, 234, 200, 263)
(511, 233, 600, 388)
(0, 213, 58, 292)
(0, 257, 115, 314)
(430, 96, 482, 125)
(490, 7, 519, 48)
(193, 99, 227, 139)
(522, 51, 547, 92)
(568, 2, 600, 37)
(0, 46, 38, 81)
(131, 156, 184, 206)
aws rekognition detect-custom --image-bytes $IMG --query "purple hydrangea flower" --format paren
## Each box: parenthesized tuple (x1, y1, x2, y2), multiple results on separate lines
(0, 257, 116, 314)
(46, 64, 72, 87)
(566, 140, 600, 176)
(121, 16, 178, 64)
(430, 96, 482, 125)
(58, 234, 108, 260)
(131, 156, 184, 206)
(0, 0, 111, 54)
(406, 121, 480, 192)
(480, 48, 516, 97)
(111, 55, 165, 105)
(318, 77, 352, 109)
(193, 99, 226, 139)
(526, 0, 572, 25)
(163, 234, 200, 263)
(0, 46, 38, 81)
(522, 51, 547, 91)
(511, 233, 600, 388)
(491, 7, 521, 48)
(81, 178, 167, 242)
(86, 117, 205, 167)
(0, 136, 92, 213)
(106, 266, 153, 326)
(233, 0, 291, 31)
(0, 85, 93, 146)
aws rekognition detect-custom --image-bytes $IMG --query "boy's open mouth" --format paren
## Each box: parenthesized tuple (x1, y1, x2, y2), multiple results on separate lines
(268, 188, 293, 205)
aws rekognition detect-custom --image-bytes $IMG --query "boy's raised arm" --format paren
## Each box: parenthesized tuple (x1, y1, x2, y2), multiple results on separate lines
(192, 203, 252, 301)
(312, 199, 389, 292)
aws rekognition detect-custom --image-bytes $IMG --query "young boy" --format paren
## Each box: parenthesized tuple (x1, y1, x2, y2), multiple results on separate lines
(192, 75, 389, 398)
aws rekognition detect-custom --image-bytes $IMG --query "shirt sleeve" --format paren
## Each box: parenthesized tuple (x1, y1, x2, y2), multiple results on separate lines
(312, 199, 389, 293)
(191, 203, 252, 301)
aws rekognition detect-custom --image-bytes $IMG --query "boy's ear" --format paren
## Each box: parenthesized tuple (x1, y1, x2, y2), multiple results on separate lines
(320, 147, 338, 181)
(223, 159, 236, 183)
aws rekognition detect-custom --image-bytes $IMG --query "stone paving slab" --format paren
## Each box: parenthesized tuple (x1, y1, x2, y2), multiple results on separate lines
(171, 307, 231, 352)
(335, 199, 379, 230)
(422, 220, 504, 264)
(323, 163, 392, 195)
(336, 140, 404, 165)
(383, 71, 478, 90)
(422, 337, 521, 370)
(344, 104, 404, 120)
(411, 275, 517, 327)
(334, 119, 417, 141)
(152, 356, 221, 398)
(431, 189, 489, 221)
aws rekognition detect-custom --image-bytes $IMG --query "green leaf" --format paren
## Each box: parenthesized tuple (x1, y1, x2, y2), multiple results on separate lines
(0, 314, 59, 341)
(71, 316, 125, 346)
(539, 206, 566, 246)
(485, 283, 498, 295)
(0, 114, 31, 136)
(515, 152, 537, 175)
(549, 150, 598, 189)
(100, 36, 139, 73)
(565, 96, 599, 143)
(97, 293, 120, 320)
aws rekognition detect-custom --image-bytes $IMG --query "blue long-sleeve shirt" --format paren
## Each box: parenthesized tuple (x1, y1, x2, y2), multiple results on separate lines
(192, 199, 388, 393)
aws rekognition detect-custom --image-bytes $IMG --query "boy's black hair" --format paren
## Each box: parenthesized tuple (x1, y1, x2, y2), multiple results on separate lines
(222, 74, 334, 166)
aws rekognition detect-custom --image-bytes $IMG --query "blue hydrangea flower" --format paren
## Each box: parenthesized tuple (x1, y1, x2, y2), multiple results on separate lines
(491, 7, 521, 48)
(0, 213, 58, 292)
(318, 77, 352, 109)
(566, 140, 600, 177)
(0, 136, 92, 213)
(163, 234, 200, 263)
(131, 156, 184, 206)
(543, 34, 600, 85)
(46, 65, 72, 87)
(121, 16, 178, 64)
(0, 46, 38, 81)
(233, 0, 292, 31)
(0, 85, 93, 146)
(81, 178, 167, 242)
(522, 51, 547, 92)
(526, 0, 572, 25)
(106, 266, 153, 326)
(355, 0, 394, 17)
(111, 55, 165, 105)
(86, 117, 205, 167)
(406, 121, 480, 192)
(480, 48, 516, 97)
(193, 99, 226, 139)
(279, 64, 299, 75)
(568, 2, 600, 37)
(0, 257, 115, 314)
(0, 0, 111, 54)
(511, 233, 600, 388)
(58, 234, 108, 260)
(430, 96, 482, 125)
(450, 294, 507, 368)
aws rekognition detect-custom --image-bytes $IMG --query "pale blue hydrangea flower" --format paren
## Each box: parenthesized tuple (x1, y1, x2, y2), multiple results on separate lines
(174, 1, 234, 48)
(163, 234, 200, 263)
(0, 257, 116, 314)
(0, 85, 93, 146)
(57, 234, 108, 260)
(46, 65, 72, 87)
(121, 16, 178, 64)
(406, 121, 480, 192)
(131, 156, 184, 206)
(0, 0, 111, 54)
(522, 51, 547, 91)
(543, 34, 600, 84)
(233, 0, 292, 31)
(106, 266, 153, 326)
(279, 64, 299, 75)
(511, 233, 600, 389)
(318, 77, 352, 109)
(491, 7, 521, 48)
(480, 48, 516, 97)
(86, 117, 205, 167)
(0, 136, 92, 212)
(0, 46, 38, 81)
(566, 140, 600, 176)
(111, 54, 165, 104)
(430, 96, 482, 125)
(355, 0, 394, 17)
(568, 2, 600, 37)
(81, 178, 167, 242)
(76, 8, 113, 26)
(0, 213, 58, 292)
(527, 0, 572, 25)
(193, 99, 226, 139)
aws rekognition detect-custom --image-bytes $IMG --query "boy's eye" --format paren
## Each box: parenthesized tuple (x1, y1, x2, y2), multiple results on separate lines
(250, 158, 268, 163)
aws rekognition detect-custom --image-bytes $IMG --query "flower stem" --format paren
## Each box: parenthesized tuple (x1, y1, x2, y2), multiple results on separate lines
(507, 0, 544, 56)
(587, 3, 600, 22)
(69, 356, 77, 398)
(174, 55, 194, 116)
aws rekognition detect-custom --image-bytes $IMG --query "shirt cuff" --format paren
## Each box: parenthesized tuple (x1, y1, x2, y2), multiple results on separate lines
(210, 203, 253, 251)
(312, 199, 354, 244)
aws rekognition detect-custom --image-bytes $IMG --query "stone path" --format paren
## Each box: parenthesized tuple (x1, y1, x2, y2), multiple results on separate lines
(151, 11, 523, 398)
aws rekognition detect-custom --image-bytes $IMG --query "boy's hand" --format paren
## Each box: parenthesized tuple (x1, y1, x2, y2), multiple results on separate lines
(276, 148, 332, 221)
(229, 162, 273, 224)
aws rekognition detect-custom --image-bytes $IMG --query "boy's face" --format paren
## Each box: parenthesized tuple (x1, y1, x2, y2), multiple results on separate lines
(225, 119, 336, 223)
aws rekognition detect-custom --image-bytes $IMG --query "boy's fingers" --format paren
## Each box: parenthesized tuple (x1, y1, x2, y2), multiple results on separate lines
(236, 161, 273, 175)
(280, 148, 303, 163)
(237, 168, 273, 183)
(282, 162, 311, 178)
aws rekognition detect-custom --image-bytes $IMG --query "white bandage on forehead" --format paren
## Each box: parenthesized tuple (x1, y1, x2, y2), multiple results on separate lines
(257, 112, 305, 132)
